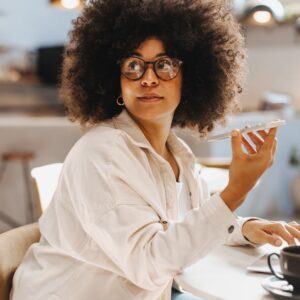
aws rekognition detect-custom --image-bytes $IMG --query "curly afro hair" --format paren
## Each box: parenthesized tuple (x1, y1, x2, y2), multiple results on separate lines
(60, 0, 246, 133)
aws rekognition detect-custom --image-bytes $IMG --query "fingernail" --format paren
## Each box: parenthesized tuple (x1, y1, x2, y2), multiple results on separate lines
(232, 130, 239, 137)
(275, 239, 282, 246)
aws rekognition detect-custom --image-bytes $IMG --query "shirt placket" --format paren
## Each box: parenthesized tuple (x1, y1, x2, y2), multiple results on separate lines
(159, 162, 178, 221)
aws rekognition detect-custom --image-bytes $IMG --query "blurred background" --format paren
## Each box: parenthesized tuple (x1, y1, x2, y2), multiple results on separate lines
(0, 0, 300, 232)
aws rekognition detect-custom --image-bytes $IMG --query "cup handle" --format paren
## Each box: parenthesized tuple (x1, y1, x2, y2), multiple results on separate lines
(267, 253, 284, 280)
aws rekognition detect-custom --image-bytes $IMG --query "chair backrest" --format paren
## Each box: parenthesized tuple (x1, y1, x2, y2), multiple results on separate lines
(31, 163, 63, 216)
(0, 223, 40, 300)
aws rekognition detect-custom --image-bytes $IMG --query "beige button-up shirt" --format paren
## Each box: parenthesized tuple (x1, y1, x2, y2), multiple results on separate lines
(11, 109, 252, 300)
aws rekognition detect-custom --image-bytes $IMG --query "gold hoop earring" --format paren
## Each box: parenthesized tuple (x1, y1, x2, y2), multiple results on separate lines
(116, 96, 125, 106)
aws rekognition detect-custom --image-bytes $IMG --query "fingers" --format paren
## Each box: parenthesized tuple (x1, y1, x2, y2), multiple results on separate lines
(267, 126, 278, 138)
(289, 221, 300, 230)
(253, 231, 282, 247)
(241, 135, 256, 154)
(265, 222, 297, 245)
(261, 127, 278, 151)
(246, 127, 277, 152)
(286, 225, 300, 242)
(257, 130, 268, 139)
(236, 127, 278, 156)
(271, 136, 278, 156)
(245, 220, 300, 247)
(288, 221, 300, 238)
(231, 129, 243, 158)
(246, 132, 264, 152)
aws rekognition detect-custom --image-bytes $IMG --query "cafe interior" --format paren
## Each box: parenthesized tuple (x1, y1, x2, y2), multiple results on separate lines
(0, 0, 300, 299)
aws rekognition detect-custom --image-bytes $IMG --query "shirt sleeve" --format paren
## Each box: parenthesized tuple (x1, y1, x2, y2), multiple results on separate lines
(77, 193, 244, 291)
(196, 175, 257, 246)
(223, 216, 260, 246)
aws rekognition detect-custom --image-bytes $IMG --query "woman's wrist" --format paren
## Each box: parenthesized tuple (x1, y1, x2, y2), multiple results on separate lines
(220, 186, 245, 211)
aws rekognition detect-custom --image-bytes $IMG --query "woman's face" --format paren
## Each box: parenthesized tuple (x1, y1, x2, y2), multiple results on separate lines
(120, 37, 182, 125)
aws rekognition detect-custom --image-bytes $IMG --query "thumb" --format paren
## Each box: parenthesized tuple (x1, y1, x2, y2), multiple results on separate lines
(231, 129, 243, 158)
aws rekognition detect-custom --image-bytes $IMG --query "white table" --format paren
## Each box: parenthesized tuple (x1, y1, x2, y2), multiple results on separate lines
(175, 244, 280, 300)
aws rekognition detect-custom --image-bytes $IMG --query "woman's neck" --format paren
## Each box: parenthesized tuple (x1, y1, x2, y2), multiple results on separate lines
(130, 113, 180, 180)
(130, 115, 172, 157)
(138, 121, 170, 156)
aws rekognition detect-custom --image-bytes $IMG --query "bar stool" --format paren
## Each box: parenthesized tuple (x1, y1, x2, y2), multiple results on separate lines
(0, 152, 35, 227)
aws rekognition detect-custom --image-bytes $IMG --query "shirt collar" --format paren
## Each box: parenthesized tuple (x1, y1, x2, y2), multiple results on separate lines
(112, 109, 195, 167)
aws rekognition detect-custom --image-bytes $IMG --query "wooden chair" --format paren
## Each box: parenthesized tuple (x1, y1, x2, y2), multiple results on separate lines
(31, 163, 63, 216)
(0, 223, 40, 300)
(0, 152, 35, 226)
(0, 163, 61, 299)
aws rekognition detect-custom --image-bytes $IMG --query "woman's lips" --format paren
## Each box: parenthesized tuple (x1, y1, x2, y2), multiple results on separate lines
(137, 96, 164, 102)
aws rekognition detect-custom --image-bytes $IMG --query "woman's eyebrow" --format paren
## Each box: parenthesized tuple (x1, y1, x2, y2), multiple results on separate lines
(131, 52, 168, 58)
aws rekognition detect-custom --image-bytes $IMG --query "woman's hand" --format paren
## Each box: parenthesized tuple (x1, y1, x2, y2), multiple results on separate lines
(242, 219, 300, 246)
(221, 127, 277, 211)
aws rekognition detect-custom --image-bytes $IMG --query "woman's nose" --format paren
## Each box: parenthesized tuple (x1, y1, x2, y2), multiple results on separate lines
(141, 67, 159, 87)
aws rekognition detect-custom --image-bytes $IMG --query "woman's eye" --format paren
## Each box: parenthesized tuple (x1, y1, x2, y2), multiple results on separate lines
(128, 61, 141, 71)
(157, 59, 172, 70)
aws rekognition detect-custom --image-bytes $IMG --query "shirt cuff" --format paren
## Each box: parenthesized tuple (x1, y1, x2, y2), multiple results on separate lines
(201, 192, 242, 244)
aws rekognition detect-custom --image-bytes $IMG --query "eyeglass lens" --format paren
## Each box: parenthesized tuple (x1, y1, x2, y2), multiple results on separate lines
(121, 57, 181, 80)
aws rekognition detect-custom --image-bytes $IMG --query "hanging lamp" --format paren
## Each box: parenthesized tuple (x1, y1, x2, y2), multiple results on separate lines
(49, 0, 85, 10)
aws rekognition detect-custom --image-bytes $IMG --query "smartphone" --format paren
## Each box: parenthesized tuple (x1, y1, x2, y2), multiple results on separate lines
(206, 119, 286, 142)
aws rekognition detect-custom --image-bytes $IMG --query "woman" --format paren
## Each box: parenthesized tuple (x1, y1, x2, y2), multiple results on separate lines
(11, 1, 300, 300)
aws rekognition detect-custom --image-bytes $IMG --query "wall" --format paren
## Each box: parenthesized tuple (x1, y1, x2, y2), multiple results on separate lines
(0, 0, 79, 49)
(240, 25, 300, 111)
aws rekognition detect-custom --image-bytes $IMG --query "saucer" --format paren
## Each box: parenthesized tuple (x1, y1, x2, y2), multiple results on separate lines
(262, 276, 300, 299)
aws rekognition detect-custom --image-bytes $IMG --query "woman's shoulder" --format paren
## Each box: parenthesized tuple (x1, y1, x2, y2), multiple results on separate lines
(65, 122, 139, 164)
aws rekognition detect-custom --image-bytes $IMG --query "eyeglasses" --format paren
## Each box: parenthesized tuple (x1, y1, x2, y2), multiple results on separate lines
(118, 56, 183, 81)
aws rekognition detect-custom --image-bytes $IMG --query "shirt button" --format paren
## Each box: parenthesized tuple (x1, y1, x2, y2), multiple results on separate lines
(189, 192, 192, 197)
(228, 225, 234, 234)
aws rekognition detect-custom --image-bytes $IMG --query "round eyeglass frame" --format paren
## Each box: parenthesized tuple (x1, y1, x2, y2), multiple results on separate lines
(117, 56, 183, 81)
